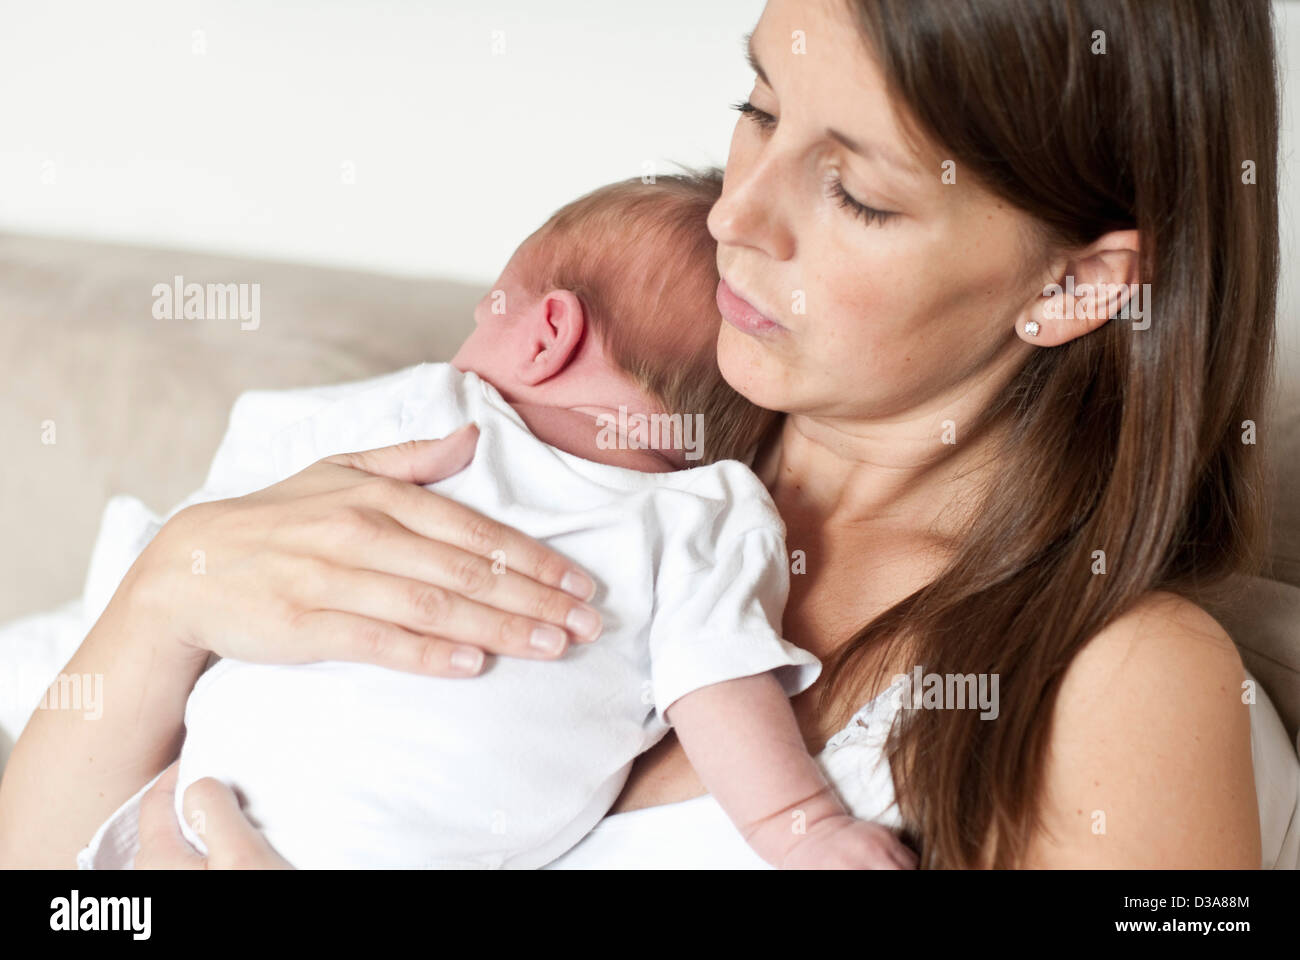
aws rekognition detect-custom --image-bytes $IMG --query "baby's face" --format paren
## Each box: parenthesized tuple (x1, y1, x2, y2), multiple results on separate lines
(451, 254, 540, 396)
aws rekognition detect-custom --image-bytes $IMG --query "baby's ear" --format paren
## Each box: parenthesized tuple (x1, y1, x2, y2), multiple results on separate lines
(515, 289, 587, 385)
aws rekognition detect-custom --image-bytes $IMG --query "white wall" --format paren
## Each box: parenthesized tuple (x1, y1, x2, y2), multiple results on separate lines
(0, 0, 1295, 381)
(0, 0, 764, 284)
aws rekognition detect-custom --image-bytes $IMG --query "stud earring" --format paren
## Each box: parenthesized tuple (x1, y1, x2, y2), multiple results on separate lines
(1024, 320, 1041, 337)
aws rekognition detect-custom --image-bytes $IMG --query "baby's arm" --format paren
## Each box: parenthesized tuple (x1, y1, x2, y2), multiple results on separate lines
(665, 672, 915, 869)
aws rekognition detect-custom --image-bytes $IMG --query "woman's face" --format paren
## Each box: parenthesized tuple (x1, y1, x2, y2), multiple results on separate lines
(709, 0, 1042, 421)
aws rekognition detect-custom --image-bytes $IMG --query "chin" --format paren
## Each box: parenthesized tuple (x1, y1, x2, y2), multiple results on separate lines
(717, 328, 795, 414)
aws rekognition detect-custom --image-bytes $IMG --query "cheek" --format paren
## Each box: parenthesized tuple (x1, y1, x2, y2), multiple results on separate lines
(802, 257, 908, 361)
(810, 226, 1005, 356)
(792, 255, 980, 401)
(453, 320, 503, 370)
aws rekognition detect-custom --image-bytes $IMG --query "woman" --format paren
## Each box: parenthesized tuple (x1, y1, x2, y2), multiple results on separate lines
(0, 0, 1277, 868)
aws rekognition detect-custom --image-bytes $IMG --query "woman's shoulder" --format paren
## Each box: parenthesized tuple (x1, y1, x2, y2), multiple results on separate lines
(1023, 590, 1259, 867)
(1065, 590, 1243, 696)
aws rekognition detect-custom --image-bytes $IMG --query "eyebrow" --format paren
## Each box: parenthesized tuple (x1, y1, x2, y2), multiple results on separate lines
(742, 30, 924, 182)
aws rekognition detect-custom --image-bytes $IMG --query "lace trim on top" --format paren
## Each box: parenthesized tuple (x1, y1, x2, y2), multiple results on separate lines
(822, 675, 909, 753)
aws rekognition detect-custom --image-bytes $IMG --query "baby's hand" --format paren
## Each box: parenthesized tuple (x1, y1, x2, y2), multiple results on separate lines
(779, 814, 918, 870)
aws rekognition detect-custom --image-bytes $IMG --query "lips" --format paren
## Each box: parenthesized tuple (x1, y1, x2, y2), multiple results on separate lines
(716, 278, 786, 337)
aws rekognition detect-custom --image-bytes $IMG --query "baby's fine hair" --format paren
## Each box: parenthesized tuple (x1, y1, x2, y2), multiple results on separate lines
(514, 168, 779, 465)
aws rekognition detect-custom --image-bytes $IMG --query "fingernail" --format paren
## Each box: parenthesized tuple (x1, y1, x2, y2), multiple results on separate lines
(560, 570, 596, 600)
(565, 605, 602, 642)
(529, 624, 565, 653)
(450, 648, 484, 674)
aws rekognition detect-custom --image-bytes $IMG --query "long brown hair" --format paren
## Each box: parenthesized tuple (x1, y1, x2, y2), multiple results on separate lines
(816, 0, 1280, 867)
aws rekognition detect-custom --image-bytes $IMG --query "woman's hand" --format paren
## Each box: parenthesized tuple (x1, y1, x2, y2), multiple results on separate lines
(0, 423, 603, 867)
(129, 423, 603, 676)
(135, 764, 291, 869)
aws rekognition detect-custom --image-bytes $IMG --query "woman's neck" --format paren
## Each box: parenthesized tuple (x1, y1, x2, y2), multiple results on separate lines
(757, 401, 1009, 547)
(756, 332, 1031, 539)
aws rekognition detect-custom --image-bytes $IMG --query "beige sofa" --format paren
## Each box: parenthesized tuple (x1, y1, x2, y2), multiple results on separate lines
(2, 230, 1298, 751)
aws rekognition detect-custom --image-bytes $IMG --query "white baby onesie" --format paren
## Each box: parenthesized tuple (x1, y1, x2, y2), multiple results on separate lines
(172, 363, 821, 869)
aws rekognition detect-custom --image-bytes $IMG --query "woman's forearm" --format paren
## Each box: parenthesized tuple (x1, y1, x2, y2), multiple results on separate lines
(0, 577, 207, 867)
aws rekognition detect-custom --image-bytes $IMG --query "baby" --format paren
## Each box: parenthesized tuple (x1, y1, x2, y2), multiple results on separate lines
(169, 171, 911, 869)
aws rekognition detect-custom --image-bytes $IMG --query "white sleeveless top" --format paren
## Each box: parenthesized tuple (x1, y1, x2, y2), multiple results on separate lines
(543, 670, 1300, 870)
(543, 676, 909, 869)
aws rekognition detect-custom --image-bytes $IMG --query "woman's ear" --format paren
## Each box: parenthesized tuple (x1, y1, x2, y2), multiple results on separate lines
(514, 289, 588, 385)
(1016, 229, 1142, 345)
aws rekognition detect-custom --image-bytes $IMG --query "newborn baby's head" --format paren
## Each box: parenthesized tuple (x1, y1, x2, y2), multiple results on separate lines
(452, 170, 776, 468)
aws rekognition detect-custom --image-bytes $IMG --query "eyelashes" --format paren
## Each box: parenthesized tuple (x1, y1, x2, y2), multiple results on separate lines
(731, 98, 777, 130)
(826, 174, 896, 226)
(730, 99, 898, 227)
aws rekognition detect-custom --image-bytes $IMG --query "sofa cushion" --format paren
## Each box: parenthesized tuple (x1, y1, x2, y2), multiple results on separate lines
(0, 232, 479, 621)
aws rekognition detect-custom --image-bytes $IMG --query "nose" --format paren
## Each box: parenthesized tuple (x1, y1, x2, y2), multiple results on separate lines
(707, 148, 796, 263)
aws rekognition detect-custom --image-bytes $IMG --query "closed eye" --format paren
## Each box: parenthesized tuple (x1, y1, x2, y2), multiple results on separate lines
(731, 99, 777, 131)
(733, 99, 898, 227)
(826, 174, 897, 226)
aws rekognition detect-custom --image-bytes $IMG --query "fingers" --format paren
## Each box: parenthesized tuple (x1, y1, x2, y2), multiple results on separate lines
(795, 821, 919, 870)
(355, 477, 597, 601)
(868, 831, 919, 870)
(181, 779, 292, 870)
(891, 841, 920, 870)
(320, 569, 594, 661)
(317, 429, 600, 617)
(134, 764, 205, 870)
(859, 824, 918, 870)
(294, 610, 491, 676)
(324, 424, 480, 486)
(330, 525, 603, 643)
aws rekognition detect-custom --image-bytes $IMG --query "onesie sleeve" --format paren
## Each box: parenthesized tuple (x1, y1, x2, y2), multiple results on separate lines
(647, 526, 821, 727)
